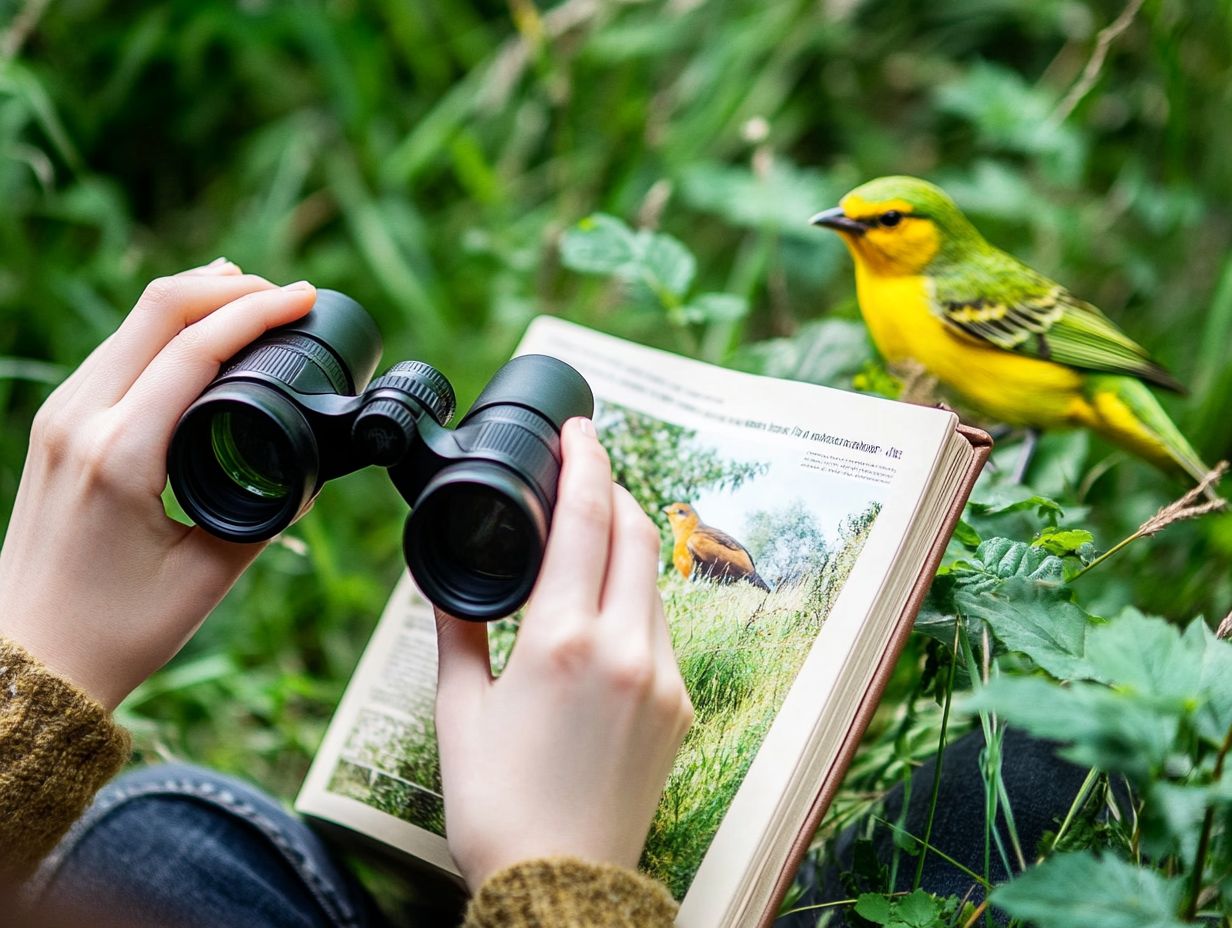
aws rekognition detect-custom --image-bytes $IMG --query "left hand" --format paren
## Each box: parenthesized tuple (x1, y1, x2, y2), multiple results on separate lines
(0, 261, 317, 709)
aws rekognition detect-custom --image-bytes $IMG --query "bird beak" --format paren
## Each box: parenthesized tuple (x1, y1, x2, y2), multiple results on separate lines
(810, 206, 867, 235)
(660, 505, 671, 514)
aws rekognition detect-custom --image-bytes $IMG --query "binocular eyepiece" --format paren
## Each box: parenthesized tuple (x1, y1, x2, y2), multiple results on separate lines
(168, 290, 593, 621)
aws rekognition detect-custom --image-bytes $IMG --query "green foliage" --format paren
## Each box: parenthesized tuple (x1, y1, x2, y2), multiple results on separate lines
(990, 852, 1190, 928)
(854, 889, 951, 928)
(5, 0, 1232, 923)
(561, 212, 749, 333)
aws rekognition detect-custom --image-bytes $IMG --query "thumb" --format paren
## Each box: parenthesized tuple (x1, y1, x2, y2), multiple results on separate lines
(433, 608, 492, 718)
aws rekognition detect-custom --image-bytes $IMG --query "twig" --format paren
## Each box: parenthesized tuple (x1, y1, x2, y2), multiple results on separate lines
(1216, 608, 1232, 640)
(1048, 0, 1145, 126)
(1069, 463, 1228, 581)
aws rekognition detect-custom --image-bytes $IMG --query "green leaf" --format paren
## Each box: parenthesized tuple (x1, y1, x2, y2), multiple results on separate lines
(853, 890, 945, 928)
(1031, 526, 1095, 557)
(895, 890, 943, 927)
(967, 677, 1180, 780)
(738, 318, 873, 387)
(635, 229, 696, 298)
(951, 519, 982, 550)
(968, 487, 1065, 521)
(560, 213, 640, 274)
(854, 893, 893, 924)
(951, 539, 1094, 679)
(686, 292, 748, 323)
(990, 852, 1188, 928)
(1082, 609, 1203, 704)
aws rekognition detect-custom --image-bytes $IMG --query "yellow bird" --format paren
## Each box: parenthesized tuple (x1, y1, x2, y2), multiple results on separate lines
(811, 175, 1212, 485)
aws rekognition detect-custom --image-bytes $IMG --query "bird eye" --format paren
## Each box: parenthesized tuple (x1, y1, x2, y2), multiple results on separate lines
(880, 210, 903, 227)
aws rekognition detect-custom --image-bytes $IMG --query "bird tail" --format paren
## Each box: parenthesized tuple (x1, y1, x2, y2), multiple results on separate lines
(750, 571, 771, 592)
(1085, 376, 1222, 500)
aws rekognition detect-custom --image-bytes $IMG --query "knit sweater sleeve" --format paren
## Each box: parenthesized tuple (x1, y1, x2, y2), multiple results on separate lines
(465, 857, 679, 927)
(0, 636, 132, 883)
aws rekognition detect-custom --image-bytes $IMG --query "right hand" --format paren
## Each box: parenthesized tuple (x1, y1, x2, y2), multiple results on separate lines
(433, 417, 694, 889)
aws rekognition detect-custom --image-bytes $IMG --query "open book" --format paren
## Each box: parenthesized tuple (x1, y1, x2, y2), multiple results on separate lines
(296, 318, 990, 927)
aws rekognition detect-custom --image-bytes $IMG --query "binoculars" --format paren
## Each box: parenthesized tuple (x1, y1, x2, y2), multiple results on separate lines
(167, 290, 593, 621)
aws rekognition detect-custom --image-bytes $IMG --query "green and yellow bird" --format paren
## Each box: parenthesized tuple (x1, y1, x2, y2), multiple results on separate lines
(811, 175, 1211, 485)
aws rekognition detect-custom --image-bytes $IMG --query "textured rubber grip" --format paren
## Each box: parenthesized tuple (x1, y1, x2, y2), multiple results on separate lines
(223, 333, 351, 394)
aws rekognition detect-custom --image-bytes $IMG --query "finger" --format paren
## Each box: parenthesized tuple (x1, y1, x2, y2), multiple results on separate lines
(434, 608, 492, 717)
(525, 418, 614, 621)
(76, 271, 281, 407)
(599, 486, 663, 646)
(181, 257, 243, 277)
(113, 283, 317, 452)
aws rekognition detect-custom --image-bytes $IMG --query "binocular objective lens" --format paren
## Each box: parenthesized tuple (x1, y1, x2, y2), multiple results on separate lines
(209, 409, 293, 500)
(442, 487, 531, 583)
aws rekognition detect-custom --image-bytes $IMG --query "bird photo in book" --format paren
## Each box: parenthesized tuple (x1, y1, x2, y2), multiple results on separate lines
(811, 175, 1214, 489)
(662, 502, 771, 591)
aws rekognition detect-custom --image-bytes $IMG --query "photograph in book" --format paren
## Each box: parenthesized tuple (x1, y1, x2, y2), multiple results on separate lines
(319, 392, 887, 900)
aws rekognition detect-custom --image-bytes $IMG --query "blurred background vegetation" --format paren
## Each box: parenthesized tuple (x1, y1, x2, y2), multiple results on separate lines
(3, 0, 1232, 911)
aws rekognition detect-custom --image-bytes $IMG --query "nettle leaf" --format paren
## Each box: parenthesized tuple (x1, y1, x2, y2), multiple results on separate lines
(968, 677, 1179, 781)
(951, 538, 1095, 679)
(990, 852, 1188, 928)
(1083, 609, 1204, 705)
(1188, 619, 1232, 743)
(561, 215, 697, 303)
(634, 228, 696, 298)
(560, 213, 639, 274)
(1141, 781, 1217, 867)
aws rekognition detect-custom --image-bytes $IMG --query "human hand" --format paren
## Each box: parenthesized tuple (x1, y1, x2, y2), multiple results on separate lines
(0, 261, 318, 710)
(433, 417, 694, 889)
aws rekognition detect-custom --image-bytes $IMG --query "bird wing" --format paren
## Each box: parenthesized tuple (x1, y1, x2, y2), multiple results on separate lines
(686, 527, 758, 577)
(932, 258, 1184, 393)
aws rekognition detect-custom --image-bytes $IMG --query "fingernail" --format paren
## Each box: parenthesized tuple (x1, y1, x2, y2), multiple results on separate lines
(208, 256, 230, 267)
(575, 417, 595, 437)
(282, 280, 313, 291)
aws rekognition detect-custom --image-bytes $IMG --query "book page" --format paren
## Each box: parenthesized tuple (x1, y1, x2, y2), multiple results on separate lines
(298, 317, 957, 905)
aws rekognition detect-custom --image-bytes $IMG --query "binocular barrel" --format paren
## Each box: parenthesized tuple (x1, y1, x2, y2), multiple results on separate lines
(167, 290, 593, 621)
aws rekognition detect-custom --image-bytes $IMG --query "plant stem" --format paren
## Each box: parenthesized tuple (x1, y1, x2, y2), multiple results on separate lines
(1183, 720, 1232, 921)
(1068, 530, 1143, 581)
(914, 621, 961, 890)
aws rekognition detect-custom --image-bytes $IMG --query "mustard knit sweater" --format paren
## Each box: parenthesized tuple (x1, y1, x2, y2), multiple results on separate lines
(0, 636, 677, 926)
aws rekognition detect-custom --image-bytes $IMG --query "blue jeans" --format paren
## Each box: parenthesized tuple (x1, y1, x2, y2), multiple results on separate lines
(21, 764, 405, 928)
(20, 732, 1085, 927)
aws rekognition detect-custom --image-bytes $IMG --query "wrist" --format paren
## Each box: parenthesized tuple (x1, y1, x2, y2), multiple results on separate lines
(0, 616, 123, 711)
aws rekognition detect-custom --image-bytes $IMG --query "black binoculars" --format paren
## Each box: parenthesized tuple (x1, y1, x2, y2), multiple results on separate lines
(167, 290, 593, 621)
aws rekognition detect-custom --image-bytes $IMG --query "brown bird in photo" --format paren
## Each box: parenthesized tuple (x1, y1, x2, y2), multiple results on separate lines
(662, 502, 771, 591)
